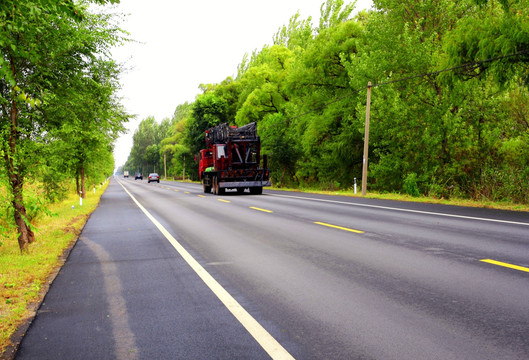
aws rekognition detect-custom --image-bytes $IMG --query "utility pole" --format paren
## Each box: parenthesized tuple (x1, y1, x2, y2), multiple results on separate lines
(362, 81, 372, 196)
(183, 154, 185, 181)
(164, 153, 167, 180)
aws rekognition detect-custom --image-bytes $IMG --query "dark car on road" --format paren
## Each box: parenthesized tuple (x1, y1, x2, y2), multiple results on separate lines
(148, 173, 160, 183)
(135, 173, 143, 180)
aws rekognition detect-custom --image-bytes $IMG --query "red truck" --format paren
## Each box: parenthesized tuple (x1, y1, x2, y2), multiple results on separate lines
(198, 122, 270, 195)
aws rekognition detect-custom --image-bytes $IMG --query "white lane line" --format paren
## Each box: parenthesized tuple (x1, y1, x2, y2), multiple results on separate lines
(269, 194, 529, 227)
(118, 182, 294, 360)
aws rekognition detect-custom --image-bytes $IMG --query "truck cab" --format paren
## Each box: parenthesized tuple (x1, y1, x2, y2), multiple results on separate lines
(199, 149, 213, 180)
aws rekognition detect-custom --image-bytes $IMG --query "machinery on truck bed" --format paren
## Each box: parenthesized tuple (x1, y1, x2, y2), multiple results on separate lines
(199, 122, 270, 195)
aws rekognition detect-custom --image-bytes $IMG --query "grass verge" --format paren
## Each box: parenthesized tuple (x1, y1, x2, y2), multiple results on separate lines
(270, 186, 529, 212)
(0, 181, 109, 358)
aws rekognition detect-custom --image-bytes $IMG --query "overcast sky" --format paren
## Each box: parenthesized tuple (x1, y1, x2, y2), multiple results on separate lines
(110, 0, 373, 167)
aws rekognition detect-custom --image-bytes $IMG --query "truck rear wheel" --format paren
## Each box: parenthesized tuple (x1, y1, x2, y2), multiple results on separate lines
(212, 176, 218, 195)
(213, 176, 225, 195)
(203, 181, 211, 193)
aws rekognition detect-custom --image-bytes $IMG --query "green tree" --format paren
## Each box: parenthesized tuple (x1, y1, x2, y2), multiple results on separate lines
(273, 12, 314, 51)
(160, 102, 192, 178)
(444, 0, 529, 86)
(127, 117, 157, 173)
(340, 0, 529, 202)
(258, 113, 301, 187)
(342, 0, 476, 195)
(126, 116, 172, 174)
(0, 0, 122, 252)
(185, 93, 228, 155)
(287, 12, 363, 188)
(45, 56, 128, 198)
(235, 45, 294, 126)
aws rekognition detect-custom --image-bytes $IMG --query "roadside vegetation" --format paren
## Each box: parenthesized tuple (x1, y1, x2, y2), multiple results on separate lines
(274, 185, 529, 212)
(0, 180, 108, 357)
(0, 0, 128, 253)
(123, 0, 529, 207)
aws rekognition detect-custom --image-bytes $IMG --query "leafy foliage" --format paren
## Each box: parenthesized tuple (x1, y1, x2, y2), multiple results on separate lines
(126, 0, 529, 204)
(125, 116, 172, 175)
(0, 0, 129, 251)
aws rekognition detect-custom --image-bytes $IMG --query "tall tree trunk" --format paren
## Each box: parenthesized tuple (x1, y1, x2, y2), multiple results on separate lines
(76, 169, 80, 195)
(6, 93, 34, 252)
(81, 165, 86, 199)
(12, 180, 35, 250)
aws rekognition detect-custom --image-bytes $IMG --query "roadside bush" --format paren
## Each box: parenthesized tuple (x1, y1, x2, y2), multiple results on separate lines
(403, 173, 421, 197)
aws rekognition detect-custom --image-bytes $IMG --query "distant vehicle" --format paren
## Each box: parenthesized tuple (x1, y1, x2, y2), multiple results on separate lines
(135, 173, 143, 180)
(148, 173, 160, 183)
(124, 171, 129, 178)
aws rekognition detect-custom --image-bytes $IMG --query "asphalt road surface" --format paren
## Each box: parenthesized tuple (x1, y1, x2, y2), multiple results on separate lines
(15, 178, 529, 359)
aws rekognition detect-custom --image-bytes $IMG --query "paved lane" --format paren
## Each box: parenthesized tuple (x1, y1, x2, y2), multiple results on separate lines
(15, 180, 275, 360)
(16, 178, 529, 359)
(121, 178, 529, 360)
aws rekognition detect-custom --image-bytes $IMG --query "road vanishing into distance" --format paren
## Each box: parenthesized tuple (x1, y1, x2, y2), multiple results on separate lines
(16, 178, 529, 360)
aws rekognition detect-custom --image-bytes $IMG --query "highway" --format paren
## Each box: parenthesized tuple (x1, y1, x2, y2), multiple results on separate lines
(121, 178, 529, 359)
(16, 178, 529, 360)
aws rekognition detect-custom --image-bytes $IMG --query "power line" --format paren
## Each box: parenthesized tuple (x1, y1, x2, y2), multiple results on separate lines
(287, 87, 364, 122)
(373, 49, 529, 88)
(287, 49, 529, 122)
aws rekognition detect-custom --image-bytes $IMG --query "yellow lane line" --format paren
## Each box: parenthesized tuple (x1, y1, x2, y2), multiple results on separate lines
(119, 182, 294, 360)
(218, 199, 231, 203)
(185, 191, 190, 194)
(197, 195, 206, 198)
(480, 259, 529, 273)
(174, 189, 179, 192)
(250, 207, 273, 213)
(314, 222, 364, 234)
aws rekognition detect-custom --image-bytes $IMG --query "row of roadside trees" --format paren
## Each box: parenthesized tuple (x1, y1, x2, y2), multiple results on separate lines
(124, 0, 528, 205)
(0, 0, 130, 252)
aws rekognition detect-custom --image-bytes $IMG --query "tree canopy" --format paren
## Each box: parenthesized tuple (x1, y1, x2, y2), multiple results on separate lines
(125, 0, 529, 205)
